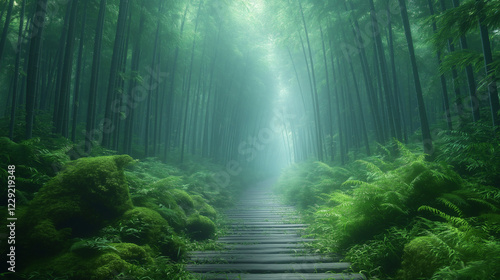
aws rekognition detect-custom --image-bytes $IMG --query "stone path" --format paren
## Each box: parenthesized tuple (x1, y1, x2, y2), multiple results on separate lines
(187, 179, 365, 280)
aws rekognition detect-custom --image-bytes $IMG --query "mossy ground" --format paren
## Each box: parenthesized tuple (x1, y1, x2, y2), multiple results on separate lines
(0, 139, 237, 279)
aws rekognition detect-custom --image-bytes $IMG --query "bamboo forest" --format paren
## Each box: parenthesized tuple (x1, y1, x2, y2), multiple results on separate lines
(1, 0, 500, 279)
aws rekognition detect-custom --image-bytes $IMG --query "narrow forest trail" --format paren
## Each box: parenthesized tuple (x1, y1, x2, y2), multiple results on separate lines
(186, 179, 365, 280)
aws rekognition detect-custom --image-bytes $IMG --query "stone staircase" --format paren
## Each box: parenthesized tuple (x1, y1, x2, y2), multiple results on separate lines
(186, 179, 366, 280)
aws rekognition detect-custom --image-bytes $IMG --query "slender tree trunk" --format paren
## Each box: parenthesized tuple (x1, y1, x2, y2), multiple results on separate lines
(9, 0, 25, 140)
(320, 25, 334, 162)
(103, 0, 130, 148)
(330, 47, 346, 165)
(113, 10, 131, 152)
(124, 5, 145, 155)
(476, 0, 499, 130)
(164, 2, 189, 160)
(386, 5, 404, 142)
(0, 0, 14, 64)
(427, 0, 453, 131)
(52, 4, 71, 129)
(25, 0, 48, 139)
(287, 47, 306, 112)
(202, 24, 221, 158)
(146, 3, 163, 157)
(181, 0, 203, 163)
(337, 15, 370, 155)
(71, 1, 88, 142)
(299, 0, 323, 161)
(345, 0, 384, 143)
(85, 0, 106, 153)
(56, 0, 79, 137)
(439, 0, 464, 122)
(398, 0, 433, 154)
(368, 0, 400, 141)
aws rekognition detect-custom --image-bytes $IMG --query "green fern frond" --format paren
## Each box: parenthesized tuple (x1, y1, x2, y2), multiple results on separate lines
(395, 140, 424, 163)
(437, 197, 463, 217)
(341, 180, 365, 187)
(467, 198, 499, 212)
(376, 142, 391, 157)
(355, 160, 383, 176)
(419, 205, 470, 230)
(381, 203, 408, 214)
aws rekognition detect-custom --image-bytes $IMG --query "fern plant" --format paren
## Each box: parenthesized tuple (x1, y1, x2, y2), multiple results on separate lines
(436, 123, 500, 185)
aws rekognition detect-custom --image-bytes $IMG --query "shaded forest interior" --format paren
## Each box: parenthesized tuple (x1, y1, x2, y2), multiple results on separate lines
(0, 0, 500, 279)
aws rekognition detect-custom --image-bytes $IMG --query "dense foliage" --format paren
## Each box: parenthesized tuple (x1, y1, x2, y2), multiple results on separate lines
(0, 136, 239, 279)
(276, 134, 500, 279)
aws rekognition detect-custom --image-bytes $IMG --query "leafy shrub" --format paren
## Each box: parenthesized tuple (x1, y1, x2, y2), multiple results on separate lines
(169, 189, 195, 213)
(345, 227, 412, 277)
(118, 207, 171, 245)
(156, 207, 187, 232)
(186, 214, 216, 240)
(158, 235, 187, 261)
(436, 123, 500, 185)
(275, 160, 352, 209)
(70, 238, 118, 257)
(279, 141, 500, 279)
(398, 235, 454, 280)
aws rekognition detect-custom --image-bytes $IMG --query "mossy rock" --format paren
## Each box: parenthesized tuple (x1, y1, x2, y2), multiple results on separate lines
(156, 207, 187, 232)
(111, 243, 152, 265)
(169, 189, 195, 213)
(70, 238, 119, 257)
(398, 236, 452, 280)
(186, 214, 216, 240)
(192, 194, 217, 220)
(22, 250, 144, 280)
(119, 207, 171, 245)
(28, 219, 72, 255)
(20, 155, 134, 254)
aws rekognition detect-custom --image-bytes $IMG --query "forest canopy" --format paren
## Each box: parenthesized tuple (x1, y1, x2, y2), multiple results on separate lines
(0, 0, 499, 168)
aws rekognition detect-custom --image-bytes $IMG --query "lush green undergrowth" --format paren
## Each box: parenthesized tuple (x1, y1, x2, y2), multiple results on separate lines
(0, 137, 239, 279)
(276, 137, 500, 279)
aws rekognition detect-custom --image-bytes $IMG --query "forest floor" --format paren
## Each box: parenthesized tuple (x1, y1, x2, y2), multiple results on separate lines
(186, 178, 365, 280)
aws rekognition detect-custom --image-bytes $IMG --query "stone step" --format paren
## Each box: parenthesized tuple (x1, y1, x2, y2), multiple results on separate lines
(219, 233, 300, 239)
(221, 243, 309, 250)
(189, 253, 338, 264)
(190, 248, 309, 255)
(217, 238, 314, 244)
(228, 223, 308, 227)
(186, 262, 352, 273)
(193, 273, 366, 280)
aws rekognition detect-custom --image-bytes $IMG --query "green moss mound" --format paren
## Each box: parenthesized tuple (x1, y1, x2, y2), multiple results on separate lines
(156, 207, 187, 232)
(186, 214, 216, 240)
(20, 155, 134, 255)
(29, 219, 72, 254)
(192, 194, 217, 220)
(151, 176, 184, 189)
(398, 236, 452, 280)
(118, 207, 171, 244)
(169, 189, 195, 213)
(112, 243, 152, 265)
(23, 250, 143, 280)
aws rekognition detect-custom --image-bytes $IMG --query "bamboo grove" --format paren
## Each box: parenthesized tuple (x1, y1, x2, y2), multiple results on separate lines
(0, 0, 499, 169)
